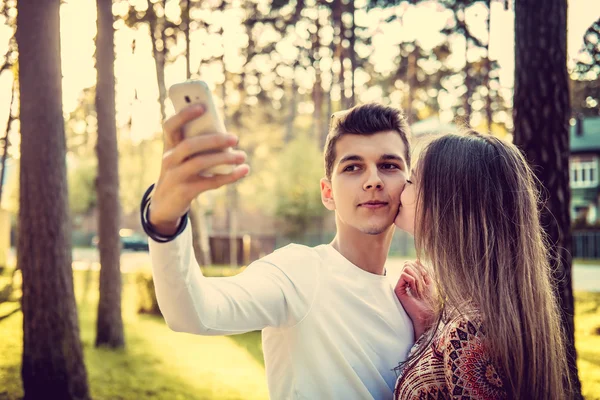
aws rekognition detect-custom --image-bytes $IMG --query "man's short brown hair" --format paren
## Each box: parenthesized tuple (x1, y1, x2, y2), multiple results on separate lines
(324, 103, 411, 180)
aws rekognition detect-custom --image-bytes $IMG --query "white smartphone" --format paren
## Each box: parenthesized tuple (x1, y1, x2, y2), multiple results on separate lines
(168, 80, 234, 176)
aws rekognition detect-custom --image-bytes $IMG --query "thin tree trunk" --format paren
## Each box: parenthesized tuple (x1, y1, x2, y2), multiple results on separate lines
(406, 49, 416, 123)
(95, 0, 124, 349)
(332, 0, 346, 109)
(286, 68, 298, 144)
(312, 7, 323, 142)
(16, 0, 91, 398)
(485, 0, 493, 130)
(218, 12, 238, 265)
(324, 67, 332, 148)
(147, 0, 167, 124)
(188, 198, 211, 266)
(183, 0, 212, 267)
(348, 0, 356, 107)
(457, 5, 472, 121)
(513, 0, 582, 397)
(323, 28, 335, 148)
(182, 0, 191, 80)
(287, 0, 303, 143)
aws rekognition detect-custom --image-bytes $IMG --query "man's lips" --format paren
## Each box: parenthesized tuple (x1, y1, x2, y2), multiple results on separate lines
(358, 201, 389, 209)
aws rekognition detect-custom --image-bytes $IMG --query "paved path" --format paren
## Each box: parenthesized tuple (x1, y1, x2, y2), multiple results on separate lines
(9, 248, 599, 292)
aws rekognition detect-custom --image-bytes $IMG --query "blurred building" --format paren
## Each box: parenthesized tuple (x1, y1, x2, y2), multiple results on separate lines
(570, 116, 600, 225)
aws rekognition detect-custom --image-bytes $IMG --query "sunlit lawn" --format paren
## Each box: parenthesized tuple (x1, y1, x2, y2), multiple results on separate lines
(576, 291, 600, 400)
(0, 268, 599, 399)
(0, 268, 268, 400)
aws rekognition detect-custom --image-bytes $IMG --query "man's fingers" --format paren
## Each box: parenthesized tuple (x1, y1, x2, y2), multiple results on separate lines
(174, 149, 247, 180)
(171, 133, 239, 166)
(191, 165, 250, 192)
(162, 104, 206, 148)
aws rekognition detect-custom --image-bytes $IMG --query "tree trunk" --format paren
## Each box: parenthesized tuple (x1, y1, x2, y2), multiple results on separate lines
(332, 0, 346, 109)
(16, 1, 91, 398)
(183, 0, 212, 267)
(182, 0, 191, 80)
(189, 197, 212, 265)
(312, 7, 323, 142)
(324, 65, 332, 148)
(95, 0, 124, 349)
(484, 0, 493, 130)
(323, 31, 335, 148)
(457, 5, 472, 121)
(286, 66, 298, 144)
(406, 49, 416, 123)
(348, 0, 356, 107)
(513, 0, 582, 397)
(147, 0, 167, 124)
(222, 64, 238, 267)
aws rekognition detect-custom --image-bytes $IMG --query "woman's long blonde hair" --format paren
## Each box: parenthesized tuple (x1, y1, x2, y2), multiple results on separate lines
(413, 132, 571, 399)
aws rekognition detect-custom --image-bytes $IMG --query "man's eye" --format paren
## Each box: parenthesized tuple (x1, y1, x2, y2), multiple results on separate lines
(381, 163, 399, 170)
(343, 165, 359, 172)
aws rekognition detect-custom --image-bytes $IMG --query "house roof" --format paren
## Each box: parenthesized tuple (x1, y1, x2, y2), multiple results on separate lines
(571, 117, 600, 153)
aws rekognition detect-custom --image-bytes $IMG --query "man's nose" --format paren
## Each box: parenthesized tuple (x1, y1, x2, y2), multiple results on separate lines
(363, 170, 384, 190)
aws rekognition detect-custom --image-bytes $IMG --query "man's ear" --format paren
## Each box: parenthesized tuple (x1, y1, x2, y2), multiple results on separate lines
(320, 177, 336, 211)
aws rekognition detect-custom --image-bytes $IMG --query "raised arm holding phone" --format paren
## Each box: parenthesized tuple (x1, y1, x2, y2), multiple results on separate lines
(141, 80, 417, 400)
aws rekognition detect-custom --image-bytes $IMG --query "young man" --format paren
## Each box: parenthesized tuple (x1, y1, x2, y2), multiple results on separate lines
(142, 103, 414, 399)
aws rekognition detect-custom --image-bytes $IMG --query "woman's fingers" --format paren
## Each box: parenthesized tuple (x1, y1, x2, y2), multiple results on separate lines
(395, 271, 417, 297)
(401, 265, 422, 298)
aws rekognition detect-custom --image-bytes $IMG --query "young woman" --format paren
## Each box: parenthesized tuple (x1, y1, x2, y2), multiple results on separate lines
(393, 131, 572, 399)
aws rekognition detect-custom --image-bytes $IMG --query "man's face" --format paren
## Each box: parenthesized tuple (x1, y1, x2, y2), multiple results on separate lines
(321, 131, 409, 236)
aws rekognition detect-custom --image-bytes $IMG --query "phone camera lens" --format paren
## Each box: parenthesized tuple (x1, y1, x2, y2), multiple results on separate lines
(184, 95, 191, 103)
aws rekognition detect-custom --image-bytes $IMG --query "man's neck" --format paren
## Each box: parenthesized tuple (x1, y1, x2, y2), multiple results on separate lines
(329, 226, 394, 276)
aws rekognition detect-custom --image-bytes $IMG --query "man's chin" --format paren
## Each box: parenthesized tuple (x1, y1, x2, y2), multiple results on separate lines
(361, 223, 394, 236)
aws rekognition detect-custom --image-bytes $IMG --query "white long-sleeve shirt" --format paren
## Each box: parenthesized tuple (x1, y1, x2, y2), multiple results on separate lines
(150, 224, 414, 399)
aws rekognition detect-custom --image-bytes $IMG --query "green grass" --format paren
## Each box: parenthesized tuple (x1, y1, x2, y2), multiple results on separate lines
(575, 291, 600, 400)
(574, 259, 600, 266)
(1, 268, 600, 399)
(0, 268, 268, 400)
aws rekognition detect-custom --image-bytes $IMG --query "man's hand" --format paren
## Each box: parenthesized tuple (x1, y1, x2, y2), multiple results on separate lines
(394, 260, 436, 339)
(149, 104, 250, 236)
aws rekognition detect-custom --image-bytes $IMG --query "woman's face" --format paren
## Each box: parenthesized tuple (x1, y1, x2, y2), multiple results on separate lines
(394, 167, 418, 235)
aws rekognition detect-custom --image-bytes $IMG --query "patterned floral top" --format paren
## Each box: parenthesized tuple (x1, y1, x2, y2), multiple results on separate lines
(394, 314, 508, 399)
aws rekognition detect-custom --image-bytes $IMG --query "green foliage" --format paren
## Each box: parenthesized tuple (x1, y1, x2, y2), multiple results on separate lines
(575, 18, 600, 77)
(274, 135, 327, 239)
(68, 158, 97, 214)
(2, 162, 19, 214)
(118, 137, 163, 215)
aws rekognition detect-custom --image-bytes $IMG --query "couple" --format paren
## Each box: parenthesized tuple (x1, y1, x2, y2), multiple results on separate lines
(141, 103, 570, 399)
